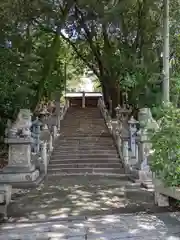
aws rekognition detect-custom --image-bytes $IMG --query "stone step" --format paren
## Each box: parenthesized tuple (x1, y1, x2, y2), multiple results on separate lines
(52, 149, 118, 154)
(53, 146, 116, 150)
(48, 172, 128, 179)
(56, 139, 113, 143)
(62, 122, 105, 125)
(55, 141, 114, 148)
(48, 167, 124, 174)
(51, 154, 119, 159)
(50, 159, 120, 164)
(48, 163, 121, 168)
(59, 134, 110, 137)
(51, 157, 119, 161)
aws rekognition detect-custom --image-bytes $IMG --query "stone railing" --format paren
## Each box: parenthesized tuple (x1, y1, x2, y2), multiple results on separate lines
(98, 98, 156, 189)
(0, 103, 69, 219)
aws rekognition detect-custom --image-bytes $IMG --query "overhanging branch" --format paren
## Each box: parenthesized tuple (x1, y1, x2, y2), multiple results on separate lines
(60, 32, 100, 78)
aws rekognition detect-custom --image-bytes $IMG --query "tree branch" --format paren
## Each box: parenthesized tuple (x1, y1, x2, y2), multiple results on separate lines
(60, 32, 100, 78)
(74, 4, 110, 77)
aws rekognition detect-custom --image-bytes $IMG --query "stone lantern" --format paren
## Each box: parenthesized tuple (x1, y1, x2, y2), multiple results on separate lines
(1, 109, 41, 188)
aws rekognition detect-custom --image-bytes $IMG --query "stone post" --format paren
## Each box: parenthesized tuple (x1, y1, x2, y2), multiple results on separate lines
(135, 143, 139, 164)
(115, 105, 122, 132)
(82, 91, 85, 108)
(139, 128, 150, 171)
(66, 98, 70, 108)
(115, 128, 121, 157)
(138, 128, 154, 188)
(31, 117, 42, 153)
(121, 127, 129, 165)
(123, 141, 129, 165)
(40, 142, 48, 175)
(128, 116, 138, 157)
(52, 125, 58, 139)
(49, 134, 53, 152)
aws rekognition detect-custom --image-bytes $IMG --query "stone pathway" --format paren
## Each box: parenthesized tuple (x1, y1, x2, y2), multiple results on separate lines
(0, 212, 180, 239)
(6, 175, 176, 221)
(0, 175, 178, 239)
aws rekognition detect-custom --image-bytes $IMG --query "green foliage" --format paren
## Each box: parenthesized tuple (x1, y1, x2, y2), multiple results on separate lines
(150, 104, 180, 187)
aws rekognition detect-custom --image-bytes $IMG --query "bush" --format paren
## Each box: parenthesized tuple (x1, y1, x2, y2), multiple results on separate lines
(150, 104, 180, 187)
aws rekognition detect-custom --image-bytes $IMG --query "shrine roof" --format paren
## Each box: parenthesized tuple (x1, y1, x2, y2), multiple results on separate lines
(65, 92, 102, 98)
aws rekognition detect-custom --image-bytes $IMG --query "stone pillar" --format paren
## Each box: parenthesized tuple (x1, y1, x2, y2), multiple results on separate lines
(49, 135, 53, 152)
(135, 143, 139, 164)
(40, 142, 48, 175)
(121, 127, 129, 165)
(138, 128, 153, 188)
(31, 117, 42, 153)
(115, 105, 122, 132)
(123, 140, 129, 165)
(52, 125, 58, 139)
(82, 91, 85, 108)
(115, 128, 121, 157)
(138, 128, 149, 170)
(128, 116, 138, 157)
(66, 98, 70, 108)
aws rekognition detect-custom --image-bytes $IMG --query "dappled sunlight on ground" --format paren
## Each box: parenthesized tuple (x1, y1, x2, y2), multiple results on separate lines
(7, 176, 156, 223)
(1, 212, 180, 239)
(2, 175, 180, 239)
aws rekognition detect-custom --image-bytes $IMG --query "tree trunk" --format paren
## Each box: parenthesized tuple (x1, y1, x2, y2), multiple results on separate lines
(110, 86, 119, 118)
(31, 33, 60, 112)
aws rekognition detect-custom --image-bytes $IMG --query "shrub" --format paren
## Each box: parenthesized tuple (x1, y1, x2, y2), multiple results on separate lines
(150, 104, 180, 187)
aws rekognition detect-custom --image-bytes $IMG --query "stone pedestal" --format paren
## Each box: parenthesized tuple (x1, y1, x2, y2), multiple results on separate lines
(0, 138, 41, 188)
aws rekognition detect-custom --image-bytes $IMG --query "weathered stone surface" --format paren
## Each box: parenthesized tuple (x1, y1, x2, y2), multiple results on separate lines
(0, 184, 12, 218)
(8, 144, 32, 167)
(0, 185, 12, 204)
(0, 170, 40, 182)
(1, 213, 180, 239)
(8, 109, 32, 138)
(154, 178, 180, 206)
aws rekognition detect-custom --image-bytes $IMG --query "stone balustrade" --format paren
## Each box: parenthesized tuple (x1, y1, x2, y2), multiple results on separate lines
(0, 102, 69, 219)
(98, 98, 156, 189)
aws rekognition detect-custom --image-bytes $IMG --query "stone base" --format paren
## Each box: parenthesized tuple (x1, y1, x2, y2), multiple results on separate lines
(153, 178, 180, 206)
(154, 192, 169, 207)
(139, 170, 153, 189)
(0, 169, 45, 189)
(124, 166, 154, 189)
(1, 164, 35, 173)
(0, 185, 12, 219)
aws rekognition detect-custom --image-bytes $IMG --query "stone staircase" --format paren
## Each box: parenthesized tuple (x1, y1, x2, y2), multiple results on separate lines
(2, 105, 179, 240)
(48, 107, 125, 176)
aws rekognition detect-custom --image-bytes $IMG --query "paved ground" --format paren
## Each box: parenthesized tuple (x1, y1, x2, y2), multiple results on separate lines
(6, 176, 175, 221)
(0, 175, 178, 239)
(1, 212, 180, 239)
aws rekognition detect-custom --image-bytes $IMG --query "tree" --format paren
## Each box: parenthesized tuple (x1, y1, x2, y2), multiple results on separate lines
(163, 0, 170, 104)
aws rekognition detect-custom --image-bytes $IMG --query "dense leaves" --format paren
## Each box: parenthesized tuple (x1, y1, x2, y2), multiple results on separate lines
(150, 104, 180, 187)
